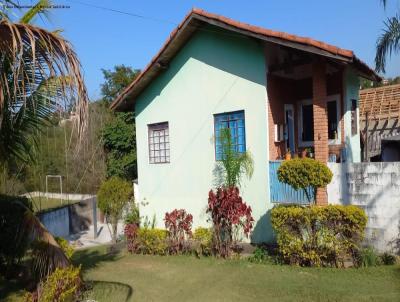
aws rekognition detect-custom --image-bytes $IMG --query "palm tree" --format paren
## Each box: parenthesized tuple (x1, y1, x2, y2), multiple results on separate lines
(0, 0, 88, 164)
(214, 128, 254, 188)
(0, 1, 88, 278)
(375, 0, 400, 73)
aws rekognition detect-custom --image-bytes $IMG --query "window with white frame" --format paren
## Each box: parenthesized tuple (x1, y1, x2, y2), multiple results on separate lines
(326, 95, 341, 144)
(298, 95, 341, 147)
(148, 122, 170, 164)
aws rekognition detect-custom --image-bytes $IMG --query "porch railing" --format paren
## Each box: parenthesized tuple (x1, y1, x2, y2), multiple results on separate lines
(269, 161, 313, 204)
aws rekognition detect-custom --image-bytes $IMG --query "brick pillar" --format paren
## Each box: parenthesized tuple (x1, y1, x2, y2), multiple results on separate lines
(312, 60, 328, 206)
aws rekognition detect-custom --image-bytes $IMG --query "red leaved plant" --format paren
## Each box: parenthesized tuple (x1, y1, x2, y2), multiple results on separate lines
(207, 187, 253, 257)
(124, 223, 139, 253)
(164, 209, 193, 254)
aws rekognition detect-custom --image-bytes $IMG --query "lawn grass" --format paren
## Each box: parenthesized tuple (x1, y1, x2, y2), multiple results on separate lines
(72, 245, 400, 302)
(2, 245, 399, 302)
(29, 197, 77, 212)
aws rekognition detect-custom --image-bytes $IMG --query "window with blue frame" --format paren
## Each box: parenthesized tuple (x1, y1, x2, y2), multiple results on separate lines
(214, 111, 246, 160)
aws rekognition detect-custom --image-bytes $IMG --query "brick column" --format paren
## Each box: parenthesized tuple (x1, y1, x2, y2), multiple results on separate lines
(312, 60, 328, 206)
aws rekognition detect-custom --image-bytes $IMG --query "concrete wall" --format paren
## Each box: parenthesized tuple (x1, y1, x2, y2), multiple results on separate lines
(69, 197, 97, 234)
(343, 68, 361, 162)
(327, 162, 400, 252)
(135, 26, 270, 242)
(24, 192, 94, 200)
(38, 197, 97, 238)
(38, 207, 70, 238)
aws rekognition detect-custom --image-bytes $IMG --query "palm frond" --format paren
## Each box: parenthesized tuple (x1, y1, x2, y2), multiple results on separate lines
(0, 0, 19, 20)
(0, 19, 88, 163)
(11, 199, 70, 279)
(24, 210, 70, 279)
(375, 15, 400, 73)
(19, 0, 52, 24)
(216, 128, 254, 188)
(0, 87, 54, 163)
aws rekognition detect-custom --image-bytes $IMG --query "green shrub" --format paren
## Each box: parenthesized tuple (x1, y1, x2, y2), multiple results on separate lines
(380, 252, 397, 265)
(124, 203, 140, 225)
(271, 205, 367, 267)
(0, 194, 33, 275)
(193, 227, 213, 256)
(97, 177, 133, 243)
(277, 158, 333, 202)
(55, 237, 74, 260)
(357, 247, 381, 267)
(248, 247, 271, 264)
(24, 266, 82, 302)
(134, 228, 168, 255)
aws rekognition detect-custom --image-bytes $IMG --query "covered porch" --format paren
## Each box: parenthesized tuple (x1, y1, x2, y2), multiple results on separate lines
(264, 42, 376, 205)
(267, 55, 347, 163)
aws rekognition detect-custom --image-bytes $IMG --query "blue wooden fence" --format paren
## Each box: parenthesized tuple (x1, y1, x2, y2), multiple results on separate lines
(269, 161, 313, 204)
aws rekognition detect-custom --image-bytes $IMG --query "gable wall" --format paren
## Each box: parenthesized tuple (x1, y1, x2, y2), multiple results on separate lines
(135, 27, 271, 242)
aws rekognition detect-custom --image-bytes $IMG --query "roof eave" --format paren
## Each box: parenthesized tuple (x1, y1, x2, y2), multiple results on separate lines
(111, 9, 380, 111)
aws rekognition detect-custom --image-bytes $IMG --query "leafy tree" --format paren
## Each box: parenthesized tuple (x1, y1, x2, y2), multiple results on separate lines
(375, 1, 400, 73)
(214, 128, 254, 188)
(101, 65, 139, 103)
(19, 100, 110, 195)
(100, 66, 140, 180)
(102, 112, 137, 179)
(97, 177, 133, 244)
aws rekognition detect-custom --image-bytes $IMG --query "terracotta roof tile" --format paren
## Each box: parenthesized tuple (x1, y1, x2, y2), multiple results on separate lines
(360, 84, 400, 121)
(192, 8, 354, 58)
(111, 8, 379, 111)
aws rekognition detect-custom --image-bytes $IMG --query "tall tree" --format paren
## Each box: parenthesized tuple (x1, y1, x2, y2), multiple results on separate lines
(0, 1, 88, 279)
(101, 65, 139, 103)
(100, 65, 140, 180)
(375, 0, 400, 73)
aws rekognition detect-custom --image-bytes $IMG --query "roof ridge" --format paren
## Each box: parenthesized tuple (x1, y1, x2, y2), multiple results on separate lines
(111, 8, 379, 111)
(190, 8, 354, 58)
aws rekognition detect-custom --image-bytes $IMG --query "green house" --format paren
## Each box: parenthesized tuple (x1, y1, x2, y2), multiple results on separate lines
(112, 9, 379, 242)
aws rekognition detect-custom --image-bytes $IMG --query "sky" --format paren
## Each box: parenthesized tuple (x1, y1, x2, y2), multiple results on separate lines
(23, 0, 400, 100)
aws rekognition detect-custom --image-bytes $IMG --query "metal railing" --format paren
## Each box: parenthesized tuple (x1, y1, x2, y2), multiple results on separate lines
(269, 161, 313, 204)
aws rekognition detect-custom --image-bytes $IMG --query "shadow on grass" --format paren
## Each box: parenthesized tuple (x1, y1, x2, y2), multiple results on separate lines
(0, 278, 25, 301)
(83, 280, 133, 302)
(72, 246, 123, 271)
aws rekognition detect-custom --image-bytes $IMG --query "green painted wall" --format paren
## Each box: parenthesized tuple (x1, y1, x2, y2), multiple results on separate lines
(135, 27, 271, 242)
(343, 67, 361, 163)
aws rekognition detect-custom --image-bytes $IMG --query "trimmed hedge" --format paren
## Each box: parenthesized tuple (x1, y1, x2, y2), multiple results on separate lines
(271, 205, 367, 267)
(125, 228, 168, 255)
(277, 158, 333, 202)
